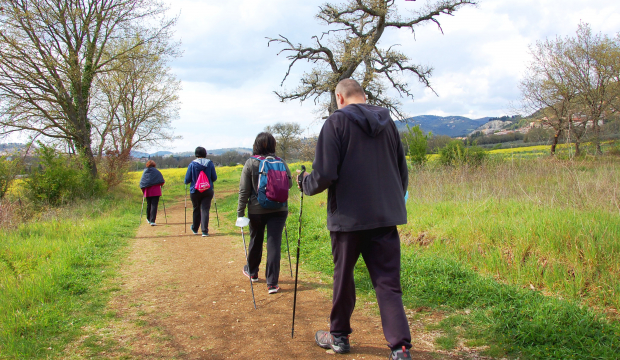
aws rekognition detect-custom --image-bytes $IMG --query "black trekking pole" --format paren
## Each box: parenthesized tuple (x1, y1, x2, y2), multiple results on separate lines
(214, 200, 220, 227)
(184, 185, 187, 233)
(284, 225, 293, 277)
(292, 165, 306, 338)
(139, 194, 145, 224)
(161, 186, 168, 224)
(236, 217, 256, 309)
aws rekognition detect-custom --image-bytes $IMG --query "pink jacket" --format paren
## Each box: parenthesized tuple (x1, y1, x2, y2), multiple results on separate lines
(143, 183, 164, 197)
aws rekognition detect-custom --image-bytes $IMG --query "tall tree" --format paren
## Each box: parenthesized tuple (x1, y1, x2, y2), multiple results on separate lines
(563, 24, 620, 155)
(0, 0, 176, 177)
(268, 0, 476, 118)
(92, 40, 181, 164)
(265, 122, 303, 160)
(520, 36, 578, 155)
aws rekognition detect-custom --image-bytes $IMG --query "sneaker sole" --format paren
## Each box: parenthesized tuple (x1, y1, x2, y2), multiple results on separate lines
(331, 344, 350, 354)
(202, 234, 209, 237)
(268, 288, 279, 294)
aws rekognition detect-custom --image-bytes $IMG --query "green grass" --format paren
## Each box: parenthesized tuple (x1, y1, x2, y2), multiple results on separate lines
(0, 191, 140, 358)
(246, 159, 620, 359)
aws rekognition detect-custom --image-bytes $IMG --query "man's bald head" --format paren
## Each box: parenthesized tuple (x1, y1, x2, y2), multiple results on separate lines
(334, 79, 366, 110)
(335, 79, 366, 100)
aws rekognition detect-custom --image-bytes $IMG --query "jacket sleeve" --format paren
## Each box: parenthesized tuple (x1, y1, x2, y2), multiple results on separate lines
(237, 160, 253, 217)
(184, 163, 192, 185)
(285, 162, 293, 190)
(210, 162, 217, 183)
(302, 118, 340, 196)
(395, 128, 409, 194)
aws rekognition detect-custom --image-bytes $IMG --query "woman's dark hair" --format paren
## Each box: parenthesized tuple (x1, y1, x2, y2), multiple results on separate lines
(253, 132, 276, 156)
(195, 146, 207, 158)
(146, 160, 156, 168)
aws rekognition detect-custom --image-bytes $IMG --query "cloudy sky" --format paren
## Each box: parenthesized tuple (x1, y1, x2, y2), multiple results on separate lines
(139, 0, 619, 151)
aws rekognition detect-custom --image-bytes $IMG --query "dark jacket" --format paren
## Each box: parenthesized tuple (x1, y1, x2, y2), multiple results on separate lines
(302, 103, 408, 232)
(139, 167, 165, 189)
(237, 156, 293, 217)
(184, 158, 217, 194)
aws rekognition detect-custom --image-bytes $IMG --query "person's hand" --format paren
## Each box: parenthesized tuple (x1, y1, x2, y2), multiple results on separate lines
(296, 170, 308, 190)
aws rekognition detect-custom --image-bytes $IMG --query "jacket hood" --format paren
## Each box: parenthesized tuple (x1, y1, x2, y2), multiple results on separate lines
(336, 103, 392, 137)
(193, 158, 211, 168)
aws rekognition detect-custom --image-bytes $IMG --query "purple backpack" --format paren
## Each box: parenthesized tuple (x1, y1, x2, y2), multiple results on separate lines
(253, 156, 289, 209)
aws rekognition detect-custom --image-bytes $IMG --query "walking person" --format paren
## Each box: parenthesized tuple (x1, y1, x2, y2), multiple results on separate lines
(185, 146, 217, 237)
(237, 132, 293, 294)
(298, 79, 411, 359)
(139, 160, 166, 226)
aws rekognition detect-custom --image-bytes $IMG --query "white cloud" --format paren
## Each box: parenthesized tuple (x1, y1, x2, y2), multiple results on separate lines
(153, 0, 620, 151)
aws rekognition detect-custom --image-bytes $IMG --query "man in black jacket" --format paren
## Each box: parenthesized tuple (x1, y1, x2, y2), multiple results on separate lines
(298, 79, 411, 359)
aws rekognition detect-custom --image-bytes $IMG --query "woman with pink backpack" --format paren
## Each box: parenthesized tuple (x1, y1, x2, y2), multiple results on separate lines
(184, 146, 217, 237)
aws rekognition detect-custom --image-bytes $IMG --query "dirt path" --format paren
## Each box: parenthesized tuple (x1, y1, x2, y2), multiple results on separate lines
(76, 195, 474, 359)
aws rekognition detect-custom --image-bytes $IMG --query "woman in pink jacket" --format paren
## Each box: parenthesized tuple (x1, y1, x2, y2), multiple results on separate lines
(139, 160, 166, 226)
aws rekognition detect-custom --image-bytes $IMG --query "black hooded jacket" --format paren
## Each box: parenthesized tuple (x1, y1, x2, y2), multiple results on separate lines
(302, 103, 408, 232)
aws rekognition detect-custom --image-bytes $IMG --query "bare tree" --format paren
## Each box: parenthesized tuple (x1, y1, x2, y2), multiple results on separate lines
(265, 122, 303, 160)
(0, 0, 176, 177)
(93, 40, 181, 163)
(268, 0, 476, 118)
(563, 24, 620, 155)
(520, 36, 579, 155)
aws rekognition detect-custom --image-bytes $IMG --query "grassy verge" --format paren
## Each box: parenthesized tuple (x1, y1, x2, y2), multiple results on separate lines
(274, 159, 620, 359)
(0, 189, 140, 359)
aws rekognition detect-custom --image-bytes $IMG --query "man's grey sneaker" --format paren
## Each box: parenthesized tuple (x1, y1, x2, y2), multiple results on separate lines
(242, 265, 258, 282)
(190, 226, 199, 235)
(315, 330, 350, 354)
(202, 232, 209, 237)
(268, 285, 279, 294)
(390, 346, 411, 359)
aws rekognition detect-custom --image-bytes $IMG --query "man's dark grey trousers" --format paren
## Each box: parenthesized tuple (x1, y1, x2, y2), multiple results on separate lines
(330, 226, 412, 350)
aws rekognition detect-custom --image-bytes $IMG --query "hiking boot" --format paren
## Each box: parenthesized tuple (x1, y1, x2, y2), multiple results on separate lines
(315, 330, 350, 354)
(242, 265, 258, 282)
(389, 346, 411, 359)
(267, 285, 279, 294)
(190, 226, 199, 235)
(202, 232, 209, 237)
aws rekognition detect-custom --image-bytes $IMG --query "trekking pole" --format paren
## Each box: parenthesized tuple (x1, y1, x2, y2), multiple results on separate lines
(292, 165, 306, 338)
(236, 217, 256, 309)
(139, 194, 145, 224)
(215, 200, 220, 227)
(161, 186, 168, 224)
(184, 184, 187, 233)
(284, 224, 293, 277)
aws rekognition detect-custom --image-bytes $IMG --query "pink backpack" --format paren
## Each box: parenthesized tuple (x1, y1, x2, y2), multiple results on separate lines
(195, 170, 211, 192)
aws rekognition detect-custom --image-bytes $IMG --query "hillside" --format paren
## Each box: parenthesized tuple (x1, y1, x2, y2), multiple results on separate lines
(395, 115, 492, 137)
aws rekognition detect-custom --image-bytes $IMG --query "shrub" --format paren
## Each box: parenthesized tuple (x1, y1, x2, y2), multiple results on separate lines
(402, 124, 431, 165)
(439, 140, 488, 166)
(24, 145, 104, 206)
(99, 150, 130, 188)
(0, 155, 22, 199)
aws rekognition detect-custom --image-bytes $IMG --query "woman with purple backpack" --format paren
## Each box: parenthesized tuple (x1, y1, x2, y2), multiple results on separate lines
(237, 132, 293, 294)
(185, 146, 217, 237)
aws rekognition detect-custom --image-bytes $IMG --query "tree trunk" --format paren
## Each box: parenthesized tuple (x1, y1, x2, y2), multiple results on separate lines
(574, 141, 581, 157)
(593, 119, 602, 155)
(550, 130, 561, 155)
(329, 92, 338, 115)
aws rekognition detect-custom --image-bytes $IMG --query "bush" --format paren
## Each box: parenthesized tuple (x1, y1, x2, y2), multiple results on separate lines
(439, 140, 488, 166)
(99, 150, 130, 188)
(402, 124, 430, 165)
(0, 155, 22, 199)
(24, 145, 104, 206)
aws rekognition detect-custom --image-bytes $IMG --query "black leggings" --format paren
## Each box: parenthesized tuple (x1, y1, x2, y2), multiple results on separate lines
(247, 211, 288, 286)
(146, 196, 160, 223)
(190, 189, 214, 233)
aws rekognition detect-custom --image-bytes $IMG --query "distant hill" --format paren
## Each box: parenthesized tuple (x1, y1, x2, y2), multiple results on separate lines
(395, 115, 492, 137)
(131, 147, 252, 158)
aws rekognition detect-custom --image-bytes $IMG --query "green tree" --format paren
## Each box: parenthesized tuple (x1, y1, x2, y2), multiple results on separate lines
(265, 122, 304, 160)
(402, 124, 430, 165)
(0, 155, 21, 199)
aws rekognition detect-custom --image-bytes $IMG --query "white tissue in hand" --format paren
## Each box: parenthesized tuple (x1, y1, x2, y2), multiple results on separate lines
(235, 217, 250, 228)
